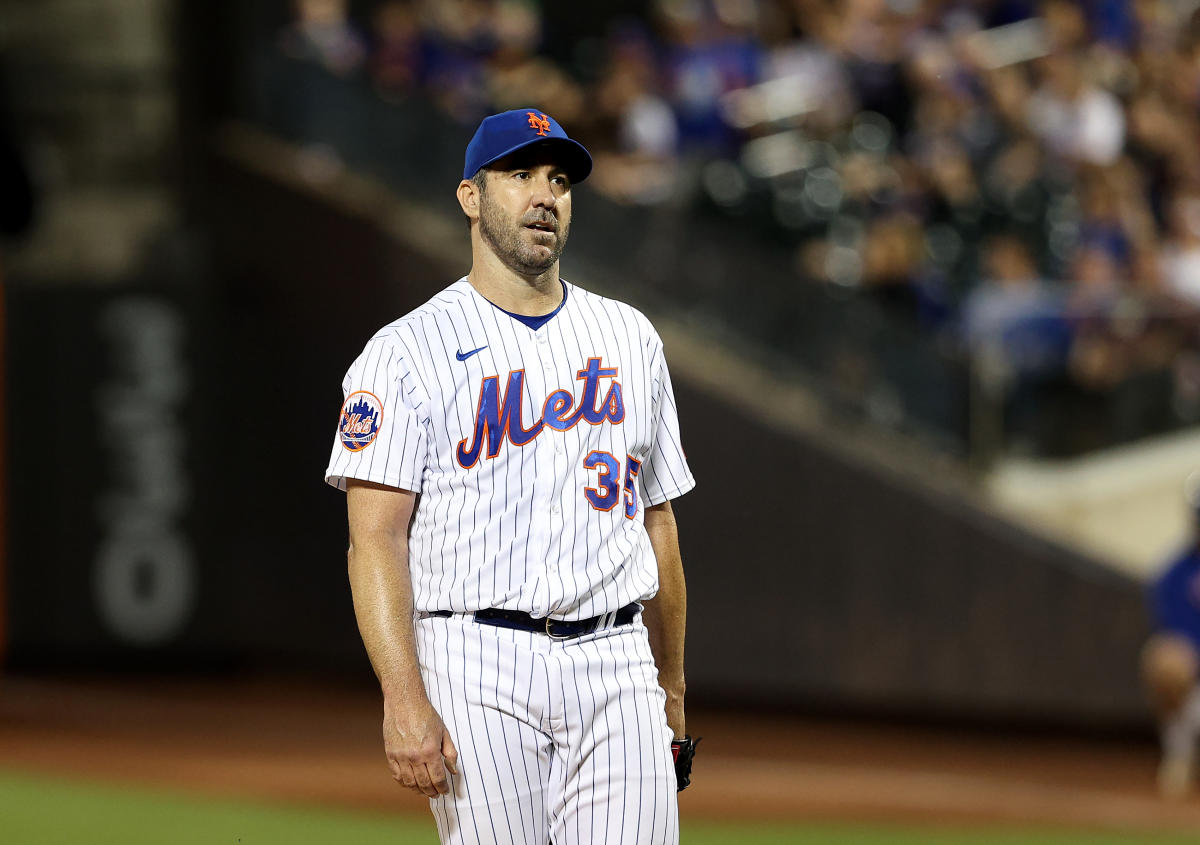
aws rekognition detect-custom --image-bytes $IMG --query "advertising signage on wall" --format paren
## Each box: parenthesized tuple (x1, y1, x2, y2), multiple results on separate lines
(6, 283, 216, 666)
(93, 296, 195, 646)
(4, 274, 374, 673)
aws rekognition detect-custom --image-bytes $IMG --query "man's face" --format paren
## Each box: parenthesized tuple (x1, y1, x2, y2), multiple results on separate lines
(475, 148, 572, 277)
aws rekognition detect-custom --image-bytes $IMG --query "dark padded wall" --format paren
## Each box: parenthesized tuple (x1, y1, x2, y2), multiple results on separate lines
(673, 388, 1149, 722)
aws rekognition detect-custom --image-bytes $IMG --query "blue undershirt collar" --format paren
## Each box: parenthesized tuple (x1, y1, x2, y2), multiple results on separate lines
(491, 281, 568, 330)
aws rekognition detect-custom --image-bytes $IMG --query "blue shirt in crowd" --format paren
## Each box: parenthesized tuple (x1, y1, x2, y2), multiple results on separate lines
(1152, 545, 1200, 650)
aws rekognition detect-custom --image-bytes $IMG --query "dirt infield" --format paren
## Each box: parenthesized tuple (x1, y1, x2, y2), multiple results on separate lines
(1, 675, 1199, 836)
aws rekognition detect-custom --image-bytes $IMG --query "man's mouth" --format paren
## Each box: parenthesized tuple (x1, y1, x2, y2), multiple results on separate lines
(525, 221, 556, 233)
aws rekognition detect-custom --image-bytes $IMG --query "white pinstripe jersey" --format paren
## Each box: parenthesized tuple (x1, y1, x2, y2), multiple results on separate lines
(325, 278, 695, 620)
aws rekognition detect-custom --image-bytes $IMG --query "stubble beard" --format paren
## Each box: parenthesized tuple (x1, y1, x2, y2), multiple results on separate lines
(478, 193, 570, 278)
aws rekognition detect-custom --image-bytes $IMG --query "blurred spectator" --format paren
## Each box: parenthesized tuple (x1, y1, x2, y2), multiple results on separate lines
(419, 0, 496, 121)
(1026, 51, 1125, 167)
(1142, 475, 1200, 798)
(861, 211, 923, 302)
(589, 34, 680, 205)
(832, 0, 917, 137)
(751, 0, 854, 133)
(963, 234, 1062, 371)
(370, 0, 423, 101)
(657, 0, 763, 155)
(1069, 243, 1124, 309)
(1072, 168, 1139, 278)
(1038, 0, 1090, 52)
(918, 136, 987, 292)
(484, 0, 583, 122)
(280, 0, 368, 77)
(978, 137, 1053, 255)
(1160, 187, 1200, 308)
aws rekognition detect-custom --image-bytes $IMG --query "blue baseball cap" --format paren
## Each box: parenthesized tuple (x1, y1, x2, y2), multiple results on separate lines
(463, 108, 592, 184)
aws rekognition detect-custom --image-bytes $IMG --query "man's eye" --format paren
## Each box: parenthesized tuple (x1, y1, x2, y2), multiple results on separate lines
(514, 172, 530, 180)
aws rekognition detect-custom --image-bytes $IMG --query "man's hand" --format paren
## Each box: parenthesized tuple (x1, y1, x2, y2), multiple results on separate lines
(383, 697, 459, 797)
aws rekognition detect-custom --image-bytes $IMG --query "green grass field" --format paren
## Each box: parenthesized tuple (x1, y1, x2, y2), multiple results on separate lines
(1, 769, 1196, 845)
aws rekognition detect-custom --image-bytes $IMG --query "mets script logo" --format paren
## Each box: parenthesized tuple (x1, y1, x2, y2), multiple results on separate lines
(457, 357, 623, 467)
(527, 112, 551, 136)
(339, 390, 383, 452)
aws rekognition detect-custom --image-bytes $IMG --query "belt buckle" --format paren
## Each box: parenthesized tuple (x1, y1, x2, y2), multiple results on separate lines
(545, 616, 571, 641)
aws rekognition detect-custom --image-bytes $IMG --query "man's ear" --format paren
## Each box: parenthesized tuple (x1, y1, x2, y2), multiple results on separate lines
(457, 178, 480, 221)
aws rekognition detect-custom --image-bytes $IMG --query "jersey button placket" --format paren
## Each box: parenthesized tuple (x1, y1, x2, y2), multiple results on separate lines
(539, 339, 563, 457)
(526, 333, 555, 603)
(541, 332, 565, 611)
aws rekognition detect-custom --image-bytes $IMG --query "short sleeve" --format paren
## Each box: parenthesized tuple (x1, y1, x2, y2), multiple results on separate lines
(324, 335, 428, 493)
(640, 339, 696, 506)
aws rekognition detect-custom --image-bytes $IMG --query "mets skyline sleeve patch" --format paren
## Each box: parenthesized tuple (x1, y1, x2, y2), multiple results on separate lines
(324, 335, 428, 494)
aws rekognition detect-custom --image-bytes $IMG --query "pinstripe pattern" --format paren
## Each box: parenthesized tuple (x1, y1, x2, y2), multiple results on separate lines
(325, 278, 696, 620)
(326, 278, 692, 844)
(416, 614, 678, 845)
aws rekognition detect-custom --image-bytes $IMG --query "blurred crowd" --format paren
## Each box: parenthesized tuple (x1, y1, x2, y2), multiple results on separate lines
(272, 0, 1200, 450)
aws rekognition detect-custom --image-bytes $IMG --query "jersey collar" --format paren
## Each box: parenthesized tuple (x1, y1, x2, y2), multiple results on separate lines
(464, 278, 570, 330)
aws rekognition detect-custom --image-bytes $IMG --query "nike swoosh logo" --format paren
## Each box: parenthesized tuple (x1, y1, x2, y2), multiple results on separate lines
(455, 345, 488, 361)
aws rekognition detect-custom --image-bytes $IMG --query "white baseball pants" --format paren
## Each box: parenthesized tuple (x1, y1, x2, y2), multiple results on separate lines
(414, 612, 680, 845)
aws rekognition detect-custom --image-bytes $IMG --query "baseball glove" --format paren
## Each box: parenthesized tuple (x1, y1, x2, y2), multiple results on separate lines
(671, 735, 700, 791)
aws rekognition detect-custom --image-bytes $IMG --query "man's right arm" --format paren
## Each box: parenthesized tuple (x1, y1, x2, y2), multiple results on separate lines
(346, 478, 458, 797)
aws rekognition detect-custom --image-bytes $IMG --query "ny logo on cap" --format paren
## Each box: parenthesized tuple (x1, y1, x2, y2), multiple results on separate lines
(527, 112, 551, 136)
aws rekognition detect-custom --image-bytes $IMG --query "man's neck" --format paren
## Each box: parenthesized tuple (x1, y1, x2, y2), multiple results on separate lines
(467, 250, 562, 316)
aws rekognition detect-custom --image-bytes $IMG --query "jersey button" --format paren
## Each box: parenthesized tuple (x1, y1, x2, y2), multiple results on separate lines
(551, 503, 561, 515)
(537, 333, 548, 345)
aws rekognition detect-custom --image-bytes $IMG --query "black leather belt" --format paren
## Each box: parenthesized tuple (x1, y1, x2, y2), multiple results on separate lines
(427, 602, 640, 640)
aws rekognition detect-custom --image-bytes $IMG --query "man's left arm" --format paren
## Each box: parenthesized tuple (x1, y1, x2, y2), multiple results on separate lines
(642, 499, 687, 739)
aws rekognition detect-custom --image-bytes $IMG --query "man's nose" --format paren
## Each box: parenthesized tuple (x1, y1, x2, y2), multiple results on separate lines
(530, 175, 557, 209)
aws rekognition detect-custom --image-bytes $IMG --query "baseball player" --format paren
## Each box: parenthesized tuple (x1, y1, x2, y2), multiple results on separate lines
(325, 107, 698, 844)
(1142, 473, 1200, 798)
